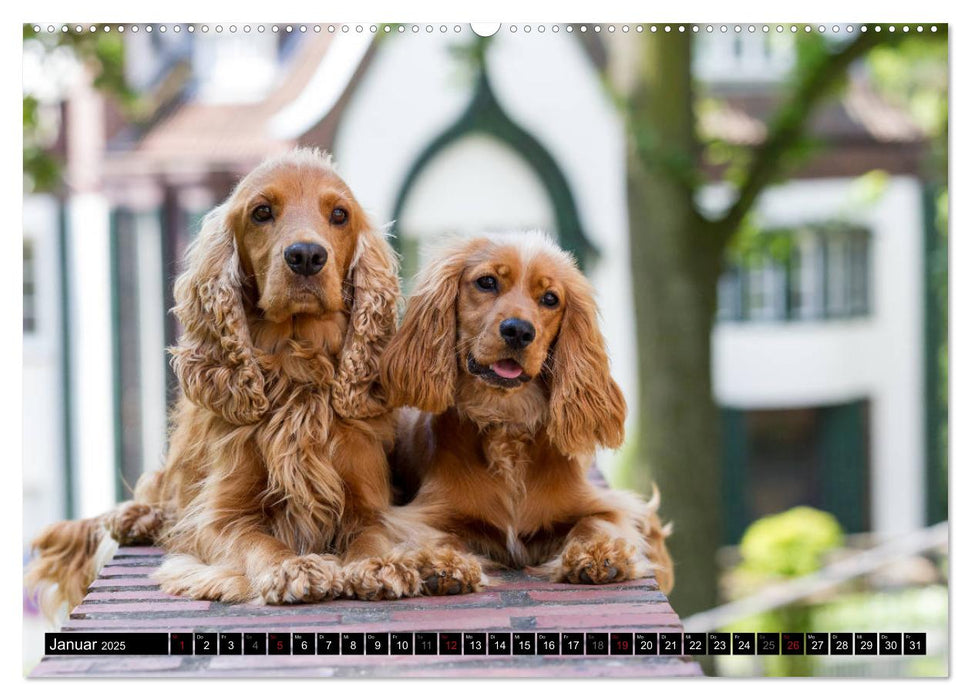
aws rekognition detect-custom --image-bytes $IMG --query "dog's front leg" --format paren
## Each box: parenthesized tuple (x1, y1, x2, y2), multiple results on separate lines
(104, 501, 168, 545)
(539, 488, 673, 589)
(340, 511, 485, 600)
(158, 527, 343, 604)
(544, 500, 655, 586)
(240, 531, 344, 604)
(158, 455, 344, 604)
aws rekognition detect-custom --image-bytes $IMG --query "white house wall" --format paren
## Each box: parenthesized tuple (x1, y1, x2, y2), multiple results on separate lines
(134, 212, 169, 477)
(332, 33, 470, 227)
(23, 194, 66, 545)
(398, 134, 557, 266)
(67, 193, 116, 518)
(711, 176, 926, 536)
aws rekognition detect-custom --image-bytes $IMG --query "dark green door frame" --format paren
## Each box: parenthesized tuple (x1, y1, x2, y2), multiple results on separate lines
(389, 68, 596, 269)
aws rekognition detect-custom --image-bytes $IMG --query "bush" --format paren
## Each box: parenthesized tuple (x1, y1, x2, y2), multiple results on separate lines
(738, 506, 844, 579)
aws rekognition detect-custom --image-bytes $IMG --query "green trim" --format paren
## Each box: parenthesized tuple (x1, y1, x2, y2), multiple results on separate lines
(160, 202, 175, 403)
(108, 208, 125, 503)
(720, 408, 749, 544)
(56, 200, 74, 519)
(922, 184, 947, 525)
(820, 400, 868, 533)
(153, 207, 172, 440)
(820, 233, 830, 320)
(389, 68, 596, 267)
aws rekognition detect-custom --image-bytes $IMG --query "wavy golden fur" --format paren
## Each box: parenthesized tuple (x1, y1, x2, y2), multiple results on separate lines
(373, 233, 674, 594)
(25, 149, 430, 618)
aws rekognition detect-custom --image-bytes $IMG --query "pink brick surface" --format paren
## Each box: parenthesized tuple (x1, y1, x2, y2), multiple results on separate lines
(114, 547, 166, 556)
(88, 577, 158, 589)
(528, 588, 669, 604)
(32, 546, 703, 678)
(98, 566, 157, 577)
(83, 590, 189, 601)
(72, 600, 212, 615)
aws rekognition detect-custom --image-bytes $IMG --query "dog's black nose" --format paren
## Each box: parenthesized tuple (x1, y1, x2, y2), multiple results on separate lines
(284, 242, 327, 276)
(499, 318, 536, 349)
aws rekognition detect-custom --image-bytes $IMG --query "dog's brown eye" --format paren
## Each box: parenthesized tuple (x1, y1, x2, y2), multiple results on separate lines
(540, 291, 560, 308)
(475, 275, 498, 292)
(251, 205, 273, 223)
(330, 207, 349, 226)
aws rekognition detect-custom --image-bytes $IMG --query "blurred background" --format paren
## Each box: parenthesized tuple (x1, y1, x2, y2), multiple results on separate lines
(22, 23, 948, 676)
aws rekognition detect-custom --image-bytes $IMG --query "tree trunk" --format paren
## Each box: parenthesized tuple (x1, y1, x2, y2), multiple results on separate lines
(623, 34, 724, 619)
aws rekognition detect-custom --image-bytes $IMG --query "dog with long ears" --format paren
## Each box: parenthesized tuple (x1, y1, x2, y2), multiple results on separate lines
(26, 148, 459, 617)
(373, 232, 673, 595)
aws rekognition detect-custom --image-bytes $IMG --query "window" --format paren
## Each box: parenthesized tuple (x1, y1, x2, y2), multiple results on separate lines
(694, 33, 795, 84)
(824, 230, 871, 318)
(23, 239, 36, 334)
(825, 236, 851, 316)
(717, 268, 743, 321)
(746, 261, 786, 321)
(718, 224, 871, 322)
(847, 236, 870, 314)
(789, 234, 824, 319)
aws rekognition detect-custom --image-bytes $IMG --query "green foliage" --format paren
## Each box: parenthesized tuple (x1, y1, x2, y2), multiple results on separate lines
(22, 24, 133, 192)
(845, 169, 891, 209)
(867, 37, 948, 139)
(23, 25, 133, 103)
(720, 585, 947, 677)
(738, 506, 844, 579)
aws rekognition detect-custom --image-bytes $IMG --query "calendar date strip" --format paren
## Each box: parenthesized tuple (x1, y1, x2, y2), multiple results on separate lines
(46, 631, 928, 656)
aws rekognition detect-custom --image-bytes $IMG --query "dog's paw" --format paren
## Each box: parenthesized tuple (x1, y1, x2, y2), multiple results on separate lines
(342, 555, 424, 601)
(105, 502, 165, 545)
(155, 554, 253, 603)
(555, 535, 641, 585)
(415, 546, 484, 596)
(255, 554, 343, 604)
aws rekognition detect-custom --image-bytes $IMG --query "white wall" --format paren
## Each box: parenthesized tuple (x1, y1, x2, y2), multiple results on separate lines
(331, 33, 469, 225)
(398, 134, 556, 268)
(710, 176, 926, 536)
(23, 195, 65, 545)
(134, 212, 169, 477)
(67, 194, 117, 518)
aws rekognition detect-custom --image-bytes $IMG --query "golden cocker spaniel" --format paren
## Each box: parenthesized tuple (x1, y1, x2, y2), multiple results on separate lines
(26, 148, 422, 615)
(378, 233, 674, 593)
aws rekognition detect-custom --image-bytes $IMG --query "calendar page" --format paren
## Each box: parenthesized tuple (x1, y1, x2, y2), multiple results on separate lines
(20, 17, 949, 681)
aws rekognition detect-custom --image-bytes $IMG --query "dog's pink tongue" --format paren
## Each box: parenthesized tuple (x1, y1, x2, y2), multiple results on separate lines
(491, 359, 524, 379)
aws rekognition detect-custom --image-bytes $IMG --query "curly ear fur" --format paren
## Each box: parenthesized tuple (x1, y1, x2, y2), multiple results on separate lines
(332, 225, 401, 419)
(170, 203, 268, 425)
(380, 243, 472, 413)
(546, 271, 627, 456)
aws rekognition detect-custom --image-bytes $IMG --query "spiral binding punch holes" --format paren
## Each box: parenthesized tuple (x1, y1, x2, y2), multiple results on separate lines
(26, 24, 943, 35)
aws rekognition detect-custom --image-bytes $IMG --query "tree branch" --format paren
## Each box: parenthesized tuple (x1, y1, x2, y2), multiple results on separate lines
(713, 30, 908, 240)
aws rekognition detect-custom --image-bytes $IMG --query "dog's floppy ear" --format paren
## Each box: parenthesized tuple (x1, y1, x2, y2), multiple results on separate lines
(332, 224, 401, 419)
(170, 203, 268, 425)
(546, 270, 627, 456)
(379, 241, 471, 413)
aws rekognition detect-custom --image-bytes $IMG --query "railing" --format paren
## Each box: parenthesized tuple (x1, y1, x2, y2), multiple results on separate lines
(682, 521, 948, 633)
